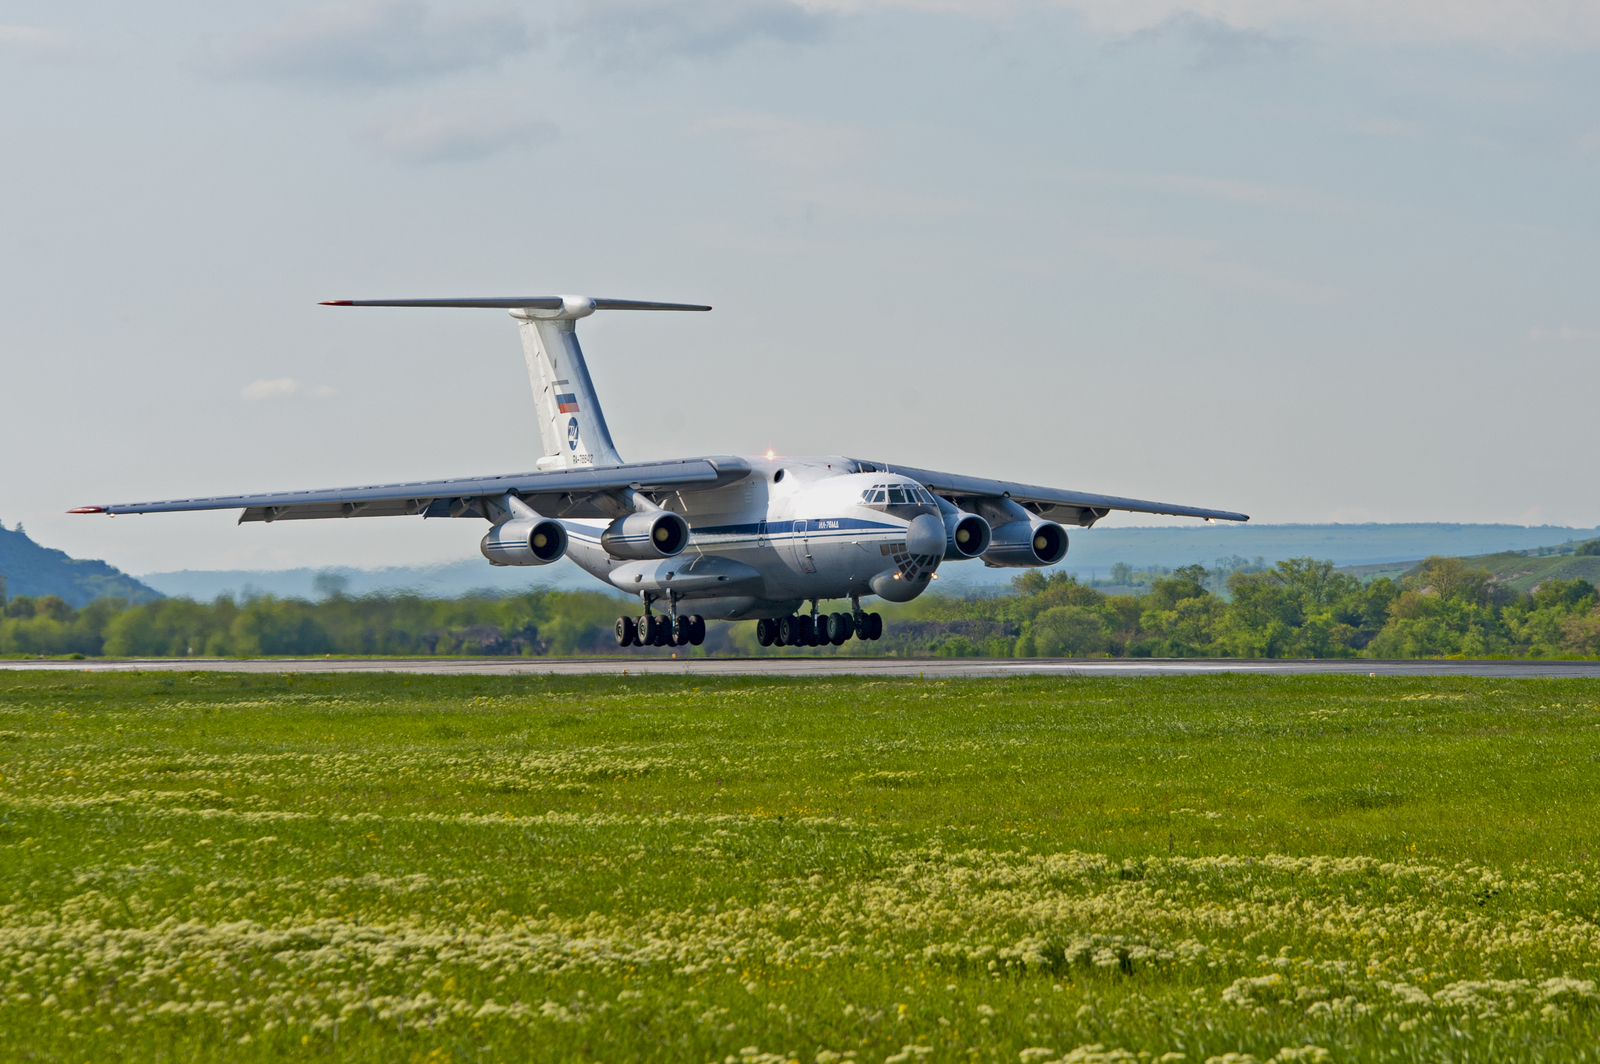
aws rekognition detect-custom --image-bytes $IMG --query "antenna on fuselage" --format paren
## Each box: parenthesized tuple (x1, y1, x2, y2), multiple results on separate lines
(319, 294, 711, 469)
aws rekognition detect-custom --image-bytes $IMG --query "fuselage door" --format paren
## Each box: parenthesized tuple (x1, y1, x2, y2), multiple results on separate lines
(792, 519, 817, 574)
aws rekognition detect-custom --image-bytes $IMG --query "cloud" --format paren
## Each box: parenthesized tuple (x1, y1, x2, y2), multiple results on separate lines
(242, 379, 337, 400)
(701, 112, 964, 217)
(242, 378, 303, 400)
(214, 0, 534, 87)
(812, 0, 1600, 49)
(0, 24, 56, 43)
(559, 0, 831, 63)
(702, 112, 866, 171)
(1113, 12, 1302, 68)
(371, 107, 557, 163)
(1084, 234, 1341, 303)
(1061, 167, 1348, 214)
(1352, 117, 1419, 139)
(1529, 327, 1600, 342)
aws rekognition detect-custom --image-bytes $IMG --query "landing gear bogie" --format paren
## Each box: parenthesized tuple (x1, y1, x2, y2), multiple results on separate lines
(759, 608, 881, 650)
(617, 612, 705, 650)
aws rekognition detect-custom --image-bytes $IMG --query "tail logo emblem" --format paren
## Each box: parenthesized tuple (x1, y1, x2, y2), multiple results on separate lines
(567, 416, 580, 450)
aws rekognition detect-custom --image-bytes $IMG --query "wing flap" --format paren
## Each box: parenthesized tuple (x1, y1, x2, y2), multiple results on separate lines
(883, 463, 1249, 525)
(87, 458, 751, 521)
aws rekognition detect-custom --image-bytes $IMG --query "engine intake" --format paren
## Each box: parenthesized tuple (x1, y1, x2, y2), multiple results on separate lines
(943, 512, 991, 560)
(480, 518, 568, 567)
(983, 519, 1068, 567)
(602, 511, 690, 560)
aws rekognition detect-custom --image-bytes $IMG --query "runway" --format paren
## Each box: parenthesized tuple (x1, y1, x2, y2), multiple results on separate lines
(4, 657, 1599, 678)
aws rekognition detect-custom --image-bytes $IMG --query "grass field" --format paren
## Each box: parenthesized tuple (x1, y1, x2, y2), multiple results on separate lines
(3, 672, 1599, 1063)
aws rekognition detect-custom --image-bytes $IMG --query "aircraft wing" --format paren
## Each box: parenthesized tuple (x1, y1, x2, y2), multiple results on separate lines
(881, 463, 1249, 527)
(70, 457, 752, 523)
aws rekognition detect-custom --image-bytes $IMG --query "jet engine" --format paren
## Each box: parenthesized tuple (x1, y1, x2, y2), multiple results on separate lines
(602, 511, 690, 560)
(933, 496, 991, 560)
(480, 517, 569, 566)
(983, 518, 1069, 567)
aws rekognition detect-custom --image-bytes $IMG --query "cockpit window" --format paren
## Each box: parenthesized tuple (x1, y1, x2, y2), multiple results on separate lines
(859, 480, 937, 519)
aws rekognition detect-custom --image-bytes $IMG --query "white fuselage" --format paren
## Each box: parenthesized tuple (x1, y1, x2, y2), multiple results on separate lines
(559, 458, 944, 619)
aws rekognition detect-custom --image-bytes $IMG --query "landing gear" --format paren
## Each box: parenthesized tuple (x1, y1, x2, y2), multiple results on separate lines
(672, 614, 705, 646)
(758, 606, 881, 649)
(849, 592, 883, 641)
(616, 611, 704, 649)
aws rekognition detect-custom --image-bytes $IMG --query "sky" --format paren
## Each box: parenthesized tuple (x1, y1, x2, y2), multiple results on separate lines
(1, 0, 1597, 575)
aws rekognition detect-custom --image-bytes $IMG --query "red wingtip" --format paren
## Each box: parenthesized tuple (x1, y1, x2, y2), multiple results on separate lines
(67, 506, 105, 514)
(319, 300, 353, 306)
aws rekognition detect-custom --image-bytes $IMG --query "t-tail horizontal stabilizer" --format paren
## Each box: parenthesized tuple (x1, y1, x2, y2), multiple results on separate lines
(317, 296, 711, 316)
(317, 293, 711, 471)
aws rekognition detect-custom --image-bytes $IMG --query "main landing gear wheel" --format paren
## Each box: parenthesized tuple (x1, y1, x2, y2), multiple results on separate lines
(673, 615, 705, 647)
(755, 618, 775, 647)
(615, 616, 636, 647)
(868, 612, 884, 640)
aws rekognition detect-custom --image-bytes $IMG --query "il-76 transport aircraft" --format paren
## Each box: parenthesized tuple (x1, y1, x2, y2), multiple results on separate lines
(74, 296, 1248, 650)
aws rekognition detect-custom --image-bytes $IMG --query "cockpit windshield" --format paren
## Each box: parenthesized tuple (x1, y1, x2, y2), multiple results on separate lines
(859, 481, 939, 519)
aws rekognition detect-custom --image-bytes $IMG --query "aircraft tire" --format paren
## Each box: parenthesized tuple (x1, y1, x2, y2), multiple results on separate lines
(690, 615, 706, 645)
(831, 612, 850, 645)
(814, 614, 831, 645)
(778, 615, 799, 646)
(634, 615, 650, 646)
(615, 616, 636, 647)
(755, 618, 774, 646)
(673, 616, 692, 646)
(869, 612, 884, 640)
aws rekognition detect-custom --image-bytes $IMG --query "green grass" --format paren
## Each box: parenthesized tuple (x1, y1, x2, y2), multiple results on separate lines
(3, 672, 1600, 1063)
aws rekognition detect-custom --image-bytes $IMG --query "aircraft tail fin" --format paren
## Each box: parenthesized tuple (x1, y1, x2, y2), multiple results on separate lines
(320, 294, 710, 469)
(518, 314, 623, 468)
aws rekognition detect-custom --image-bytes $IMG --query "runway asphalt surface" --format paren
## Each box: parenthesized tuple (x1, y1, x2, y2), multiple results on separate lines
(4, 658, 1599, 678)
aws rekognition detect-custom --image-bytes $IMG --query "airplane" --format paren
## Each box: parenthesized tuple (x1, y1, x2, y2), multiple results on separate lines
(72, 295, 1248, 650)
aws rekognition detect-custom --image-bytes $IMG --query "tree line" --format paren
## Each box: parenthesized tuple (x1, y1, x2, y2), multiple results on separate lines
(908, 557, 1599, 659)
(1, 554, 1597, 659)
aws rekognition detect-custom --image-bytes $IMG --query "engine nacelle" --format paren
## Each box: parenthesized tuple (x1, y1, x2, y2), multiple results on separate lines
(943, 512, 991, 560)
(983, 519, 1069, 568)
(480, 518, 568, 567)
(601, 510, 690, 560)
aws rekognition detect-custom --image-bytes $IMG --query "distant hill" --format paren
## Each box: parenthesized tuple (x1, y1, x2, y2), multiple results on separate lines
(0, 525, 162, 607)
(1397, 544, 1600, 594)
(943, 522, 1600, 593)
(1056, 522, 1600, 573)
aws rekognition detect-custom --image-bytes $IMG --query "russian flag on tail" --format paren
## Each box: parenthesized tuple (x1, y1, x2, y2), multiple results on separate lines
(556, 392, 580, 413)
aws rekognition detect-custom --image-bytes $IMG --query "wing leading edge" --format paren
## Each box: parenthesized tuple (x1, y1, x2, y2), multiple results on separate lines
(70, 458, 752, 523)
(878, 463, 1249, 526)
